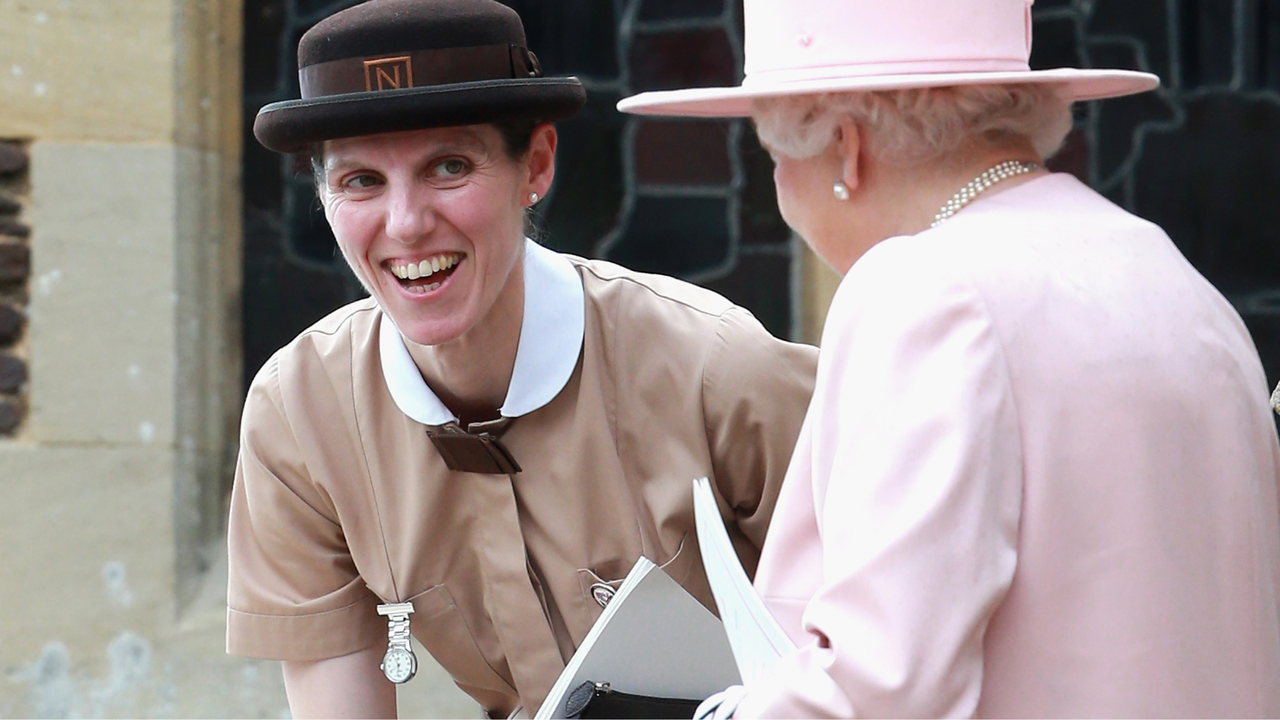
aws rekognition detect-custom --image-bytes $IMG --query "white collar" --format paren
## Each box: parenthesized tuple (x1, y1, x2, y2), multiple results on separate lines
(379, 239, 586, 426)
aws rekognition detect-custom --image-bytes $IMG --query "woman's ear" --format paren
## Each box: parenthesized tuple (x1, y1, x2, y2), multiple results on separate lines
(525, 123, 558, 200)
(834, 116, 863, 194)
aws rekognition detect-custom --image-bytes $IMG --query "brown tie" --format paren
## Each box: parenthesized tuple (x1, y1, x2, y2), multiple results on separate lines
(426, 419, 522, 475)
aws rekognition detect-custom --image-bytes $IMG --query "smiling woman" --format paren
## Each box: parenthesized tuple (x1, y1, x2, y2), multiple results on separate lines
(226, 1, 817, 718)
(318, 124, 544, 420)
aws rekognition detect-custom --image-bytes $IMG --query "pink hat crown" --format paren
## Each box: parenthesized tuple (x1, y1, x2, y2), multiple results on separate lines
(616, 0, 1158, 117)
(743, 0, 1034, 86)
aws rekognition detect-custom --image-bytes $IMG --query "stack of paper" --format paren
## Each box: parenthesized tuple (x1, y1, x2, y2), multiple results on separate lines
(534, 556, 741, 718)
(535, 477, 797, 718)
(691, 476, 796, 684)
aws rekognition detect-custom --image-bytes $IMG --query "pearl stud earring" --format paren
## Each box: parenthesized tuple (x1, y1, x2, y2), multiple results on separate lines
(833, 180, 850, 201)
(529, 192, 540, 204)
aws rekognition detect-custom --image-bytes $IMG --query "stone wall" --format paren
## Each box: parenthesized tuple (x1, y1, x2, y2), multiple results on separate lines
(0, 1, 271, 716)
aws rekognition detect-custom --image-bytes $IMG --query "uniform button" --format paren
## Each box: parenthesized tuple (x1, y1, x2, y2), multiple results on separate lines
(590, 582, 616, 608)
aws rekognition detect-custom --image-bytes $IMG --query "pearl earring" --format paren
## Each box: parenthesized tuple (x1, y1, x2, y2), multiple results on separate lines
(833, 180, 850, 201)
(529, 192, 540, 204)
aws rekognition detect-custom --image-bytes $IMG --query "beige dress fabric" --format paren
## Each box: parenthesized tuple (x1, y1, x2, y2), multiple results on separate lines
(226, 245, 817, 716)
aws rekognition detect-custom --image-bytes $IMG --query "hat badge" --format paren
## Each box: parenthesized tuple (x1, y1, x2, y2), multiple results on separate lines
(364, 56, 414, 92)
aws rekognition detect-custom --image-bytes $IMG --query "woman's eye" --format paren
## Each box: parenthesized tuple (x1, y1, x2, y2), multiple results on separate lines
(436, 159, 467, 177)
(343, 174, 380, 189)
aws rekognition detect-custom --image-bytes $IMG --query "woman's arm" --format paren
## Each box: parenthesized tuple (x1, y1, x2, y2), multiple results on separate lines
(701, 306, 819, 561)
(229, 355, 396, 715)
(283, 640, 397, 719)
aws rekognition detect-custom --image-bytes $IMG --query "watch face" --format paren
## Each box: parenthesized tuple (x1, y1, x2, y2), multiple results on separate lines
(382, 647, 416, 684)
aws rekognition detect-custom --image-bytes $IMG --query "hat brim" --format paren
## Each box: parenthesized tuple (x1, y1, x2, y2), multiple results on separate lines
(617, 68, 1159, 117)
(255, 77, 587, 153)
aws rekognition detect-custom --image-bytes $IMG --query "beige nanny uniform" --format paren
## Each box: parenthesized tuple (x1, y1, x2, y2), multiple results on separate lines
(226, 240, 817, 715)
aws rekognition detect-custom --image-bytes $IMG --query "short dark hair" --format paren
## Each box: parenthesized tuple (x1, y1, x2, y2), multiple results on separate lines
(491, 117, 540, 159)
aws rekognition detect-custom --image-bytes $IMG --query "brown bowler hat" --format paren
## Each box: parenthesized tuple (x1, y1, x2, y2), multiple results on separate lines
(254, 0, 587, 154)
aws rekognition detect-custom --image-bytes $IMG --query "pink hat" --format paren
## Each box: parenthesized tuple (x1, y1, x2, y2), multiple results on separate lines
(617, 0, 1158, 117)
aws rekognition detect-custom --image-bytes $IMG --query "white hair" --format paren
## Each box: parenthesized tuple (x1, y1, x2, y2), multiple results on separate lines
(751, 83, 1074, 164)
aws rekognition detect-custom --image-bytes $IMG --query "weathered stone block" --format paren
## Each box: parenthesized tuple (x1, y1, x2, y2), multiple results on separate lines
(0, 242, 30, 281)
(0, 302, 21, 345)
(0, 396, 19, 434)
(0, 352, 25, 392)
(0, 445, 176, 673)
(0, 217, 31, 238)
(0, 2, 177, 143)
(28, 143, 177, 445)
(0, 143, 27, 175)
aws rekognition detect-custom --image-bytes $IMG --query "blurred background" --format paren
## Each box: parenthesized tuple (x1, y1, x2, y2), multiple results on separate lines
(2, 0, 1278, 716)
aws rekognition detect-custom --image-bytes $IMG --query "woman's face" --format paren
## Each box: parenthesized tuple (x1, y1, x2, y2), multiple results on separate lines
(319, 124, 552, 346)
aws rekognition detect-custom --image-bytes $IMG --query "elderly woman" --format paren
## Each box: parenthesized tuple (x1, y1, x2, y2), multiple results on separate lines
(621, 0, 1280, 716)
(226, 0, 817, 717)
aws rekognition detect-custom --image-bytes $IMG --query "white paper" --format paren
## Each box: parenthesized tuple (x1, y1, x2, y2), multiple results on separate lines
(534, 556, 742, 719)
(692, 476, 797, 684)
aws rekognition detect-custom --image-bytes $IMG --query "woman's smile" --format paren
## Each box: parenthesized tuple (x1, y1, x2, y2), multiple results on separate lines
(385, 251, 465, 295)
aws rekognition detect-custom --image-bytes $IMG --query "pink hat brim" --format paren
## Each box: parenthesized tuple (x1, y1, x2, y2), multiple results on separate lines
(617, 68, 1159, 117)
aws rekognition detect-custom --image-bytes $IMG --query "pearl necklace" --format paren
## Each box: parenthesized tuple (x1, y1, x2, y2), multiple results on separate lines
(930, 160, 1041, 228)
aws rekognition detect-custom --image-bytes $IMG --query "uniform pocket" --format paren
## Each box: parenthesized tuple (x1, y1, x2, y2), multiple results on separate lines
(406, 585, 519, 711)
(576, 534, 695, 609)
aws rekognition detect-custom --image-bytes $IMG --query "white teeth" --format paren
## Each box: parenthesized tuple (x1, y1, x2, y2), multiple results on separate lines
(404, 280, 442, 295)
(391, 253, 460, 286)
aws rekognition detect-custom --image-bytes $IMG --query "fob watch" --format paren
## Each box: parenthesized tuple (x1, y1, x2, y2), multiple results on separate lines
(376, 602, 417, 684)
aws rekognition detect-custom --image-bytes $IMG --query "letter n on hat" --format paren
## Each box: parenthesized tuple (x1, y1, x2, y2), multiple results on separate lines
(365, 57, 414, 91)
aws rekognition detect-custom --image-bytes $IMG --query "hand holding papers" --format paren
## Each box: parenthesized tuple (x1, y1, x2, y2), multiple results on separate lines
(534, 557, 741, 718)
(535, 477, 796, 718)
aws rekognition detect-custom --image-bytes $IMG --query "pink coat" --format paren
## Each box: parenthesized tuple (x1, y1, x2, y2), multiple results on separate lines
(737, 174, 1280, 717)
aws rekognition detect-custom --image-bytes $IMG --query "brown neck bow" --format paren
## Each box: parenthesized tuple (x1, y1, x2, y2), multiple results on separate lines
(426, 418, 522, 475)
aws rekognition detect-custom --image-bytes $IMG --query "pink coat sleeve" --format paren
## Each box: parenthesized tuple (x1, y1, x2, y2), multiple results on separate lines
(737, 248, 1025, 718)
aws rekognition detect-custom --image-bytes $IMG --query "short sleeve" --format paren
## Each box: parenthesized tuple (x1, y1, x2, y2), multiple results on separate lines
(226, 354, 382, 661)
(701, 306, 818, 570)
(736, 244, 1024, 717)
